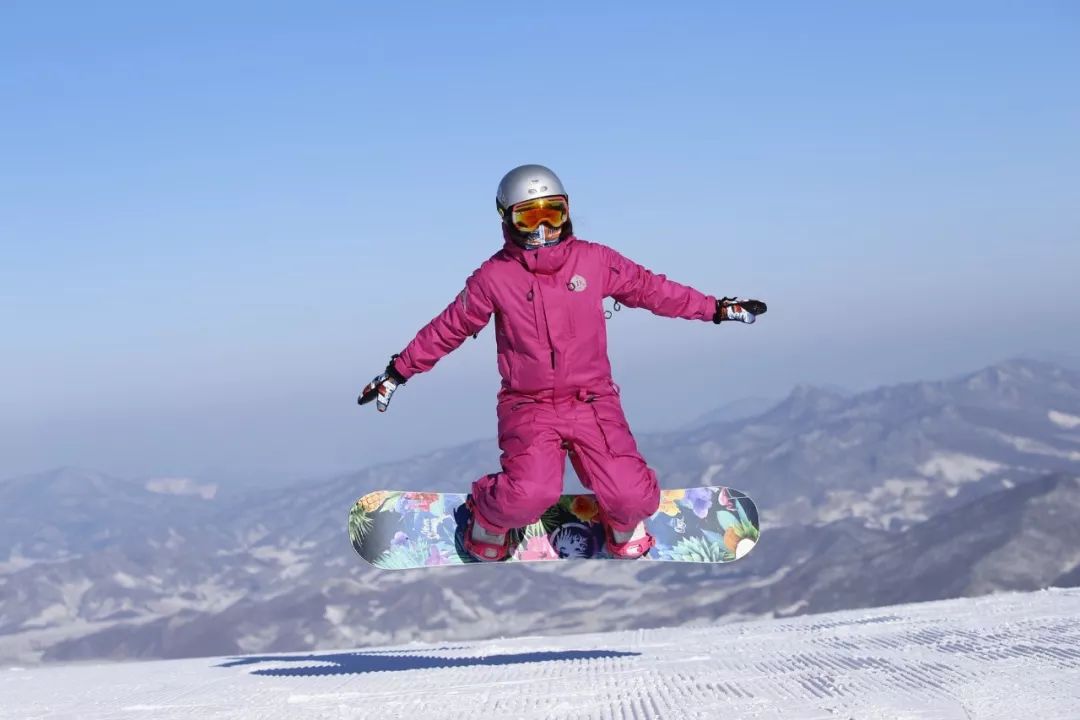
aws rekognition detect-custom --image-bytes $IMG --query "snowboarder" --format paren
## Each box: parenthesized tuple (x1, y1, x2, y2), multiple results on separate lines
(360, 165, 766, 561)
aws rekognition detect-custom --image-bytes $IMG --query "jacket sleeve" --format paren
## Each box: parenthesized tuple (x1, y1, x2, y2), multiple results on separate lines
(392, 268, 495, 381)
(601, 245, 717, 322)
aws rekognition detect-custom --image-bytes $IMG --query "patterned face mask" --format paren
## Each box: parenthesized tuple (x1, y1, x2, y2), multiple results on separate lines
(519, 222, 565, 249)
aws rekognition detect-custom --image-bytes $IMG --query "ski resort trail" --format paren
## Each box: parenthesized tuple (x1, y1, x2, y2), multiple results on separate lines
(2, 589, 1078, 719)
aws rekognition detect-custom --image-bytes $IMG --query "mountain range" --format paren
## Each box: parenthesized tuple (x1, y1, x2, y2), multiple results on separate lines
(1, 358, 1079, 664)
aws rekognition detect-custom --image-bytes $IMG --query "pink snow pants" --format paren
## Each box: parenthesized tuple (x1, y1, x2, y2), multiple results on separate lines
(470, 389, 660, 533)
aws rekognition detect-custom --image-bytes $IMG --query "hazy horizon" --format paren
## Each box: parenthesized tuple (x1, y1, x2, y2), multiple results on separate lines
(3, 3, 1078, 482)
(3, 353, 1076, 486)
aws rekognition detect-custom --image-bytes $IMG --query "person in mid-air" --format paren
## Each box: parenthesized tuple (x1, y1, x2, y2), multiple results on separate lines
(360, 165, 766, 561)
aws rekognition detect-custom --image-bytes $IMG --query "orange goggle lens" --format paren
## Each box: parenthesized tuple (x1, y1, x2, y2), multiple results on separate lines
(510, 197, 569, 232)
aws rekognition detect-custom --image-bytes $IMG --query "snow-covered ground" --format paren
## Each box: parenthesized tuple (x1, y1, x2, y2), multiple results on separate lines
(3, 589, 1079, 720)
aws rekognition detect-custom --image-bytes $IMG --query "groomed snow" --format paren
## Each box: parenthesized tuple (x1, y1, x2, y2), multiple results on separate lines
(2, 589, 1079, 719)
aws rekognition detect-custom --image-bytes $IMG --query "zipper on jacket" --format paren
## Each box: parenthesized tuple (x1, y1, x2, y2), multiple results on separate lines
(527, 287, 544, 350)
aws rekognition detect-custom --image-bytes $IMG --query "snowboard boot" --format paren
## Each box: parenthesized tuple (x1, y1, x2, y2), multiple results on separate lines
(463, 497, 512, 562)
(603, 520, 655, 559)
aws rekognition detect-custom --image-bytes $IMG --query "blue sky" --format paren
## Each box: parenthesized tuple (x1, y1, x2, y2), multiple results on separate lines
(2, 2, 1078, 481)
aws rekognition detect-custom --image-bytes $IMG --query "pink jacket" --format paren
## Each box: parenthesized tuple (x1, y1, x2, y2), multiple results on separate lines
(393, 232, 717, 398)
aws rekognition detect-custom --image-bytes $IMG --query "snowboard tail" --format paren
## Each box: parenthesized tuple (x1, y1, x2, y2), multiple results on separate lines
(349, 487, 760, 570)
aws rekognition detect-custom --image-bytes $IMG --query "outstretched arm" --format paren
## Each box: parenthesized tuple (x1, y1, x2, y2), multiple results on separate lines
(602, 245, 767, 325)
(392, 269, 495, 381)
(602, 245, 717, 321)
(359, 269, 494, 412)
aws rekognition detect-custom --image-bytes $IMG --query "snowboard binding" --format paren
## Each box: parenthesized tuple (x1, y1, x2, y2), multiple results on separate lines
(603, 524, 656, 559)
(597, 507, 656, 559)
(463, 496, 513, 562)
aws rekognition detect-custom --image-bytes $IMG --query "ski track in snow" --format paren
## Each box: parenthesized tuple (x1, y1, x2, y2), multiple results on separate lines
(2, 589, 1079, 720)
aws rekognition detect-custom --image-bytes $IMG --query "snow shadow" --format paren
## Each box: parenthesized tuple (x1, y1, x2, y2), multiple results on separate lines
(217, 649, 640, 677)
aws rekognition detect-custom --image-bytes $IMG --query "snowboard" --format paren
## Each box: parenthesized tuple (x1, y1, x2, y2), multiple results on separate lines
(348, 487, 759, 570)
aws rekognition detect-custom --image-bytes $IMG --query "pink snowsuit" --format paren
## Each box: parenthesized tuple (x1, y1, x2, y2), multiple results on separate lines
(392, 232, 717, 532)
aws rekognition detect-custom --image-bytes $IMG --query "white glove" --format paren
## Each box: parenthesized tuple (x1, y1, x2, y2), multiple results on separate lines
(715, 297, 768, 324)
(358, 356, 406, 412)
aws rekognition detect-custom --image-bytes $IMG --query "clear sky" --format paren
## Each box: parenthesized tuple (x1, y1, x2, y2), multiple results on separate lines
(2, 2, 1078, 482)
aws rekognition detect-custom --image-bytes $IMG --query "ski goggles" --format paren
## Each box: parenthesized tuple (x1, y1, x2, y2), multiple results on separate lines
(506, 196, 570, 232)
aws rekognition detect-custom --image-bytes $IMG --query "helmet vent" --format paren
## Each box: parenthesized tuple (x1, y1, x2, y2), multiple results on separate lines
(496, 164, 567, 215)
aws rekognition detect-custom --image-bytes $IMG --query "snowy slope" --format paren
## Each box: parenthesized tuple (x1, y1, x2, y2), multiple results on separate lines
(3, 589, 1078, 720)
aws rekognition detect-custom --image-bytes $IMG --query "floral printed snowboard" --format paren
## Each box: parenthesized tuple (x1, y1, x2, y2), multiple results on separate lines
(348, 487, 759, 569)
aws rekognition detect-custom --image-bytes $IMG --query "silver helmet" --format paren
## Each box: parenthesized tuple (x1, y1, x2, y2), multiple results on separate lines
(496, 164, 570, 249)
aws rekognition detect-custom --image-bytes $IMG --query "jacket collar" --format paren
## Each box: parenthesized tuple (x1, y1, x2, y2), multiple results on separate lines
(501, 225, 576, 275)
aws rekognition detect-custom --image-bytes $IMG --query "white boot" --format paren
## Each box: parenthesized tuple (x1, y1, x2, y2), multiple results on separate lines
(611, 522, 647, 545)
(471, 520, 507, 546)
(464, 506, 510, 561)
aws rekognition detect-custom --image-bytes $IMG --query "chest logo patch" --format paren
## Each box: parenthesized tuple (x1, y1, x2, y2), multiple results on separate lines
(568, 274, 587, 292)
